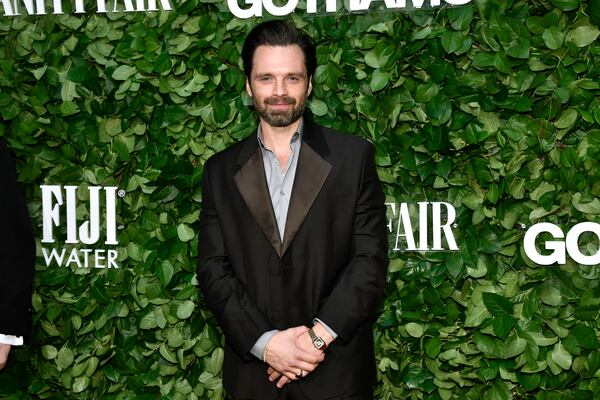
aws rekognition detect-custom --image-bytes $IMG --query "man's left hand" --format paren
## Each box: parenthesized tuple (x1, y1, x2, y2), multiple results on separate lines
(268, 323, 334, 387)
(0, 344, 11, 371)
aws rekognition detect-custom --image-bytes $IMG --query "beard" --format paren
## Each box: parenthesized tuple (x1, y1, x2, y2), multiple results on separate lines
(253, 93, 307, 127)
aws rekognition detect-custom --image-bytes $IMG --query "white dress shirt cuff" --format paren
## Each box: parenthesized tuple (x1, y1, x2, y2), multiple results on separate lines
(313, 318, 338, 340)
(0, 334, 24, 346)
(250, 330, 279, 360)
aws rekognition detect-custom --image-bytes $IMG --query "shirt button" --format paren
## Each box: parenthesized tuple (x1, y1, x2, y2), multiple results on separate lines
(280, 191, 285, 196)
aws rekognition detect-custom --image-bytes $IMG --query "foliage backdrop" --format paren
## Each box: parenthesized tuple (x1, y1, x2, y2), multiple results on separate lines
(1, 0, 600, 398)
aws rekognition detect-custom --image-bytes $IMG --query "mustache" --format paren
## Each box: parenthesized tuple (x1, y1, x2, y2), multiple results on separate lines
(264, 96, 296, 105)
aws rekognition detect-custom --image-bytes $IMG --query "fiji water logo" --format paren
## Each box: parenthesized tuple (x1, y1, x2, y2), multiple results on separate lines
(41, 185, 122, 269)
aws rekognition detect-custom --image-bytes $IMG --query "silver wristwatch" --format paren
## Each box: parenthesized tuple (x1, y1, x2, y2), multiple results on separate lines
(308, 327, 327, 350)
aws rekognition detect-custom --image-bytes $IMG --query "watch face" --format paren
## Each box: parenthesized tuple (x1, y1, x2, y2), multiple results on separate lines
(314, 337, 325, 349)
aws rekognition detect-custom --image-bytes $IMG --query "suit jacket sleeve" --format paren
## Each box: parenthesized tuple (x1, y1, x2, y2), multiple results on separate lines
(316, 141, 388, 343)
(0, 139, 35, 340)
(196, 158, 273, 359)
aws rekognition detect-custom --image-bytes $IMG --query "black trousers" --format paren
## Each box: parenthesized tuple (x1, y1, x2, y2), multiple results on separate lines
(229, 383, 372, 400)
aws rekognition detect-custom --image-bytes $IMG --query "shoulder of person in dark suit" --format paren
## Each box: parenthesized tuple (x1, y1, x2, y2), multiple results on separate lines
(0, 138, 36, 340)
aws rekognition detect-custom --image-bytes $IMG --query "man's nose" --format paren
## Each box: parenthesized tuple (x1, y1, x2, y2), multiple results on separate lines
(273, 79, 287, 96)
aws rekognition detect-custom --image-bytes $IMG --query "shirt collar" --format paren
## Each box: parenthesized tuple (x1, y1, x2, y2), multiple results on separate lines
(257, 119, 303, 151)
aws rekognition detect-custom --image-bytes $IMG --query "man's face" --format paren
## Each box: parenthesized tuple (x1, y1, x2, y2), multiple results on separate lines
(246, 45, 312, 128)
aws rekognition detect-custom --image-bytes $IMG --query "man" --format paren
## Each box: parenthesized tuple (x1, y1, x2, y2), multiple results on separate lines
(0, 138, 35, 371)
(197, 20, 388, 400)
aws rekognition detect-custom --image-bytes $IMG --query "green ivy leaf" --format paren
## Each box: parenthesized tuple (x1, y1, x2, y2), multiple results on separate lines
(482, 292, 514, 316)
(72, 376, 90, 393)
(113, 136, 131, 161)
(424, 337, 441, 358)
(554, 108, 578, 129)
(465, 304, 491, 328)
(406, 322, 424, 338)
(157, 261, 174, 287)
(153, 52, 173, 74)
(483, 380, 511, 400)
(370, 69, 389, 93)
(41, 345, 58, 360)
(373, 142, 391, 166)
(101, 118, 122, 137)
(176, 300, 195, 320)
(542, 27, 565, 50)
(177, 223, 195, 242)
(163, 105, 188, 125)
(492, 314, 516, 340)
(517, 372, 541, 390)
(551, 0, 579, 10)
(56, 347, 74, 370)
(572, 192, 600, 214)
(445, 253, 464, 279)
(447, 5, 474, 30)
(159, 343, 177, 364)
(551, 342, 573, 370)
(112, 65, 137, 81)
(505, 335, 527, 358)
(32, 65, 47, 80)
(426, 95, 452, 125)
(441, 31, 463, 54)
(140, 312, 158, 330)
(309, 99, 328, 116)
(570, 324, 599, 349)
(565, 25, 600, 47)
(474, 332, 499, 356)
(415, 83, 439, 103)
(364, 51, 380, 69)
(207, 348, 225, 376)
(86, 357, 99, 377)
(540, 286, 562, 307)
(59, 101, 79, 116)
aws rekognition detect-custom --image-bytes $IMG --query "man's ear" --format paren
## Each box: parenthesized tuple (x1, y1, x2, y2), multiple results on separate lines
(245, 78, 253, 98)
(308, 77, 313, 97)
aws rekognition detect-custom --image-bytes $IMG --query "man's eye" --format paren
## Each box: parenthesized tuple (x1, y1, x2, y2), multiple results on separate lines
(260, 76, 272, 81)
(288, 76, 299, 81)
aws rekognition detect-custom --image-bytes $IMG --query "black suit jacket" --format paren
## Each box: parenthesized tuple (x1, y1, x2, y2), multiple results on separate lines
(197, 118, 388, 399)
(0, 139, 35, 340)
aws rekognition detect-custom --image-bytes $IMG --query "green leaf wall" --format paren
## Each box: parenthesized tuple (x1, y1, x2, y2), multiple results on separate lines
(1, 0, 600, 398)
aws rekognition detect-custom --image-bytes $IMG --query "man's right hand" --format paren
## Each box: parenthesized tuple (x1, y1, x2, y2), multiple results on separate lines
(0, 344, 11, 371)
(263, 326, 324, 387)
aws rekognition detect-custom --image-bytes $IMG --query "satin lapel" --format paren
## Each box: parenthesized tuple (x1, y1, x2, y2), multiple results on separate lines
(233, 147, 282, 256)
(281, 142, 331, 256)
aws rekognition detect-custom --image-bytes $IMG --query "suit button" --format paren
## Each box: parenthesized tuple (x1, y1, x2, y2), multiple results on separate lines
(270, 264, 281, 276)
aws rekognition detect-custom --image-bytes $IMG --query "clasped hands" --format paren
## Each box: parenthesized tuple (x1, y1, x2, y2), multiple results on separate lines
(263, 325, 331, 388)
